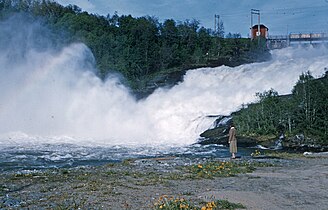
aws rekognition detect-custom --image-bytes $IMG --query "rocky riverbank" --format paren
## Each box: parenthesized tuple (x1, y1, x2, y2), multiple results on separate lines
(1, 153, 327, 209)
(199, 115, 328, 152)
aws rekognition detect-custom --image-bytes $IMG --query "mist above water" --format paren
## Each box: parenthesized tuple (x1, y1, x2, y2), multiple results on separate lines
(1, 15, 328, 147)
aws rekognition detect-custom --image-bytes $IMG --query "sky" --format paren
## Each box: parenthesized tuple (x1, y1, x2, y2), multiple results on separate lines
(55, 0, 328, 37)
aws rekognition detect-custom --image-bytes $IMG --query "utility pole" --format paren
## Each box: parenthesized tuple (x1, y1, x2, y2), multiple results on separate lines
(250, 9, 260, 38)
(214, 14, 216, 34)
(214, 14, 220, 36)
(286, 24, 290, 46)
(251, 9, 261, 45)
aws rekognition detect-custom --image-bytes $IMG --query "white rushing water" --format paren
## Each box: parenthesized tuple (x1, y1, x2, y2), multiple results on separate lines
(1, 15, 328, 148)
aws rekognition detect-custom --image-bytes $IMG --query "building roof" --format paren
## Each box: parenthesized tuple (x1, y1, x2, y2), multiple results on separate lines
(251, 24, 269, 30)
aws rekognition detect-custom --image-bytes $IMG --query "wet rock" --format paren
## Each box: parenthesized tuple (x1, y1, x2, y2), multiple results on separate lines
(198, 135, 257, 147)
(199, 116, 230, 142)
(199, 115, 257, 147)
(1, 195, 22, 208)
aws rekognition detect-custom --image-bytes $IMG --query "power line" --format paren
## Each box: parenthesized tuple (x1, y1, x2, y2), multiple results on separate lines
(219, 5, 328, 17)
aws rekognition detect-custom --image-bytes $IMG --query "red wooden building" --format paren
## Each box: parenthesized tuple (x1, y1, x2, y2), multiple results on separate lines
(251, 24, 268, 39)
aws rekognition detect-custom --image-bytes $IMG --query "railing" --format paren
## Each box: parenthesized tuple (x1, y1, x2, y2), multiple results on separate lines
(268, 35, 288, 40)
(267, 32, 328, 49)
(269, 33, 328, 41)
(289, 33, 328, 40)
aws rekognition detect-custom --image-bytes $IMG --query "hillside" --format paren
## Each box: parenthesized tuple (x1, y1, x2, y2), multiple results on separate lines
(0, 0, 270, 95)
(200, 71, 328, 150)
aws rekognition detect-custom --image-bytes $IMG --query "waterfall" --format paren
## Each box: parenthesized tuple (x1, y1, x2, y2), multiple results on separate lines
(1, 15, 328, 147)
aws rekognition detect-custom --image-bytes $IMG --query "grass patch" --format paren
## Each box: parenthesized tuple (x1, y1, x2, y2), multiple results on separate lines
(153, 195, 246, 210)
(187, 161, 274, 179)
(263, 151, 305, 159)
(215, 200, 246, 209)
(122, 159, 134, 166)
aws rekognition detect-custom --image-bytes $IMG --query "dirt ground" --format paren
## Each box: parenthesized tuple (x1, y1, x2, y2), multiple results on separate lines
(1, 155, 327, 209)
(199, 157, 328, 210)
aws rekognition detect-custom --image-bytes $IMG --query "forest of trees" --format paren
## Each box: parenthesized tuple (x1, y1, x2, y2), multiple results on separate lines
(233, 71, 328, 145)
(0, 0, 269, 90)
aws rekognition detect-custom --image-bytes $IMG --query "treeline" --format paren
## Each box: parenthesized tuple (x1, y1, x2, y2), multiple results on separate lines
(0, 0, 268, 89)
(233, 71, 328, 145)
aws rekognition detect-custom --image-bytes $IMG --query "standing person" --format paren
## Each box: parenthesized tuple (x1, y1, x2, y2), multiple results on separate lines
(228, 123, 237, 159)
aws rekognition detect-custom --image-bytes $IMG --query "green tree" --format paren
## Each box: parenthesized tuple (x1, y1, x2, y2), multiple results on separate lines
(159, 19, 180, 68)
(233, 72, 328, 145)
(292, 71, 328, 143)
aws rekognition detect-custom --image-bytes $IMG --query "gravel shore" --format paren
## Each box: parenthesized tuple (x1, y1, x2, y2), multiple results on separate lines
(1, 154, 327, 209)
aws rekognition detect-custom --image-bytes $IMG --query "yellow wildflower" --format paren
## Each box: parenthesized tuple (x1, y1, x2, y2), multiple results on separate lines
(211, 201, 216, 207)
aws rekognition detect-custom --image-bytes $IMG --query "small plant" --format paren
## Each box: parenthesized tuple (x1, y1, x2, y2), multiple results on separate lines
(200, 201, 217, 210)
(251, 149, 261, 157)
(153, 195, 196, 209)
(189, 161, 249, 179)
(215, 200, 246, 209)
(153, 196, 246, 210)
(122, 159, 134, 166)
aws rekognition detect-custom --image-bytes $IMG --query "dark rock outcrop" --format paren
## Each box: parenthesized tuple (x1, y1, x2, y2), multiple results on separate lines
(282, 134, 328, 152)
(198, 134, 258, 147)
(198, 115, 258, 147)
(199, 113, 327, 152)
